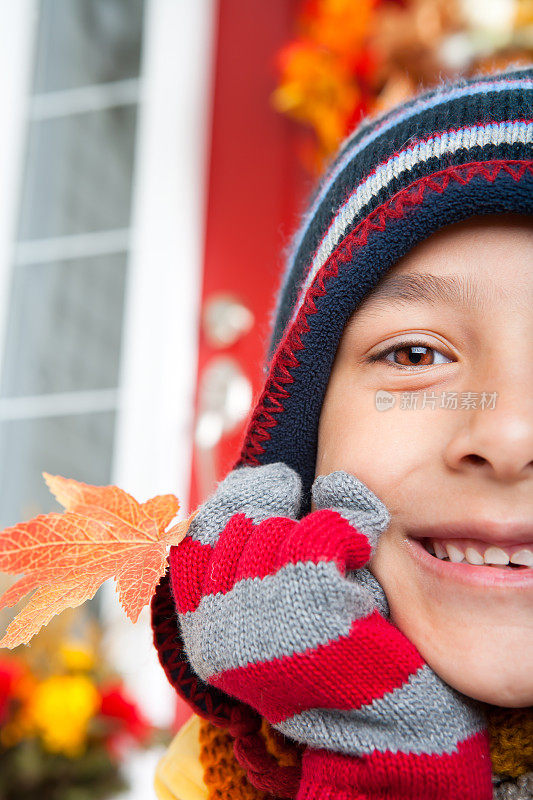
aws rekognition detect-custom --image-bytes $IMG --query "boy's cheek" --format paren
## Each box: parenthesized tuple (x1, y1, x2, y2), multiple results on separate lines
(317, 384, 448, 483)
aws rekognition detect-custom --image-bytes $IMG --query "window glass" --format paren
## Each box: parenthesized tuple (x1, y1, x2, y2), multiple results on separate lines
(0, 412, 116, 529)
(1, 254, 127, 396)
(33, 0, 145, 93)
(18, 106, 138, 240)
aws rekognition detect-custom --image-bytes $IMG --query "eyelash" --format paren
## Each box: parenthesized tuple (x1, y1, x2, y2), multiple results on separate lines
(367, 339, 454, 370)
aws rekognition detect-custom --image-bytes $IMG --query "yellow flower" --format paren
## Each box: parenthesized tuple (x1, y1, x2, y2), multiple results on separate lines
(27, 675, 99, 757)
(59, 640, 96, 672)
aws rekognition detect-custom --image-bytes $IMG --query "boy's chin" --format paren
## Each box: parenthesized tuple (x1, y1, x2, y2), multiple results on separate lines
(411, 624, 533, 708)
(430, 656, 533, 708)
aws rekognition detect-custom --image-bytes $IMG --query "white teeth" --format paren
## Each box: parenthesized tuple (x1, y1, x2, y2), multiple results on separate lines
(510, 549, 533, 567)
(465, 546, 484, 565)
(483, 546, 509, 565)
(426, 539, 533, 568)
(434, 541, 447, 559)
(445, 543, 465, 563)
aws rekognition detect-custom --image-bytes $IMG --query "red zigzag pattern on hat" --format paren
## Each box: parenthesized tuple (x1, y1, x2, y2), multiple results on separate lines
(240, 160, 532, 466)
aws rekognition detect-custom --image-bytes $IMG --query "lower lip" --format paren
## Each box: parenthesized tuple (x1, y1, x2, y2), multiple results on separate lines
(405, 536, 533, 589)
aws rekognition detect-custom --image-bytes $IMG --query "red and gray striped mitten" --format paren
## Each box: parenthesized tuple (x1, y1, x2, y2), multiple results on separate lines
(169, 462, 492, 800)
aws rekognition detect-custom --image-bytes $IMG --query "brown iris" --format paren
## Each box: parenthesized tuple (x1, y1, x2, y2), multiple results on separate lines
(393, 345, 434, 367)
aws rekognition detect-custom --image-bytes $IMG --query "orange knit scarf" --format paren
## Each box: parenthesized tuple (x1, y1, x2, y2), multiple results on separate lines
(197, 707, 533, 800)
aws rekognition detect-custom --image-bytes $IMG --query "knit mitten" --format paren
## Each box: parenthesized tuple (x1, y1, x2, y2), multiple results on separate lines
(169, 462, 492, 800)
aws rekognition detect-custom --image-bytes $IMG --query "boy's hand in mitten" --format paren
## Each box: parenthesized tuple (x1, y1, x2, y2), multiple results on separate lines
(169, 463, 492, 800)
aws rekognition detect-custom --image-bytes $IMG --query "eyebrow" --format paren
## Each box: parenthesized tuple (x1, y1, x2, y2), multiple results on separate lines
(362, 272, 518, 312)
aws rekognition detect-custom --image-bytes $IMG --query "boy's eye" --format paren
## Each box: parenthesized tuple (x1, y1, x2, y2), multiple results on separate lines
(370, 341, 453, 369)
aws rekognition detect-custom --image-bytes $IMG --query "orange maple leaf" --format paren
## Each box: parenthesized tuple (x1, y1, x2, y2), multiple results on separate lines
(0, 473, 197, 649)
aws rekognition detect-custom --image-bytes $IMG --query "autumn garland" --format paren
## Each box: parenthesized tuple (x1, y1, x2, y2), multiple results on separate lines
(273, 0, 533, 173)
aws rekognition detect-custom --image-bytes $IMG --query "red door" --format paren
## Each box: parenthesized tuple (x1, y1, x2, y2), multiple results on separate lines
(189, 0, 311, 510)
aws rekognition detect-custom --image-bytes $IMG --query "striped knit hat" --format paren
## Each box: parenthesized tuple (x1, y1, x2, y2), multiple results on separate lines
(236, 64, 533, 510)
(152, 65, 533, 798)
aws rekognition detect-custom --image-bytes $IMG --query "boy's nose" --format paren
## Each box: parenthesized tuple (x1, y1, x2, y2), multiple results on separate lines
(443, 395, 533, 483)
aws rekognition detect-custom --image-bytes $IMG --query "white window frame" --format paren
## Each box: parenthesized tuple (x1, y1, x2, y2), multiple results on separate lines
(0, 1, 38, 376)
(102, 0, 216, 737)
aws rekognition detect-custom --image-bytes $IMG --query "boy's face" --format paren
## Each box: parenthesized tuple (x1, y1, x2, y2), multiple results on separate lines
(315, 214, 533, 707)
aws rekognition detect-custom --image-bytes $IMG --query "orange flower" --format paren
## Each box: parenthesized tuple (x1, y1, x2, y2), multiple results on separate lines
(273, 40, 361, 154)
(300, 0, 376, 56)
(272, 0, 383, 170)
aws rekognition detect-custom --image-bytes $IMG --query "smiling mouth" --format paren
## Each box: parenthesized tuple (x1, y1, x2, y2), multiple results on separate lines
(405, 536, 533, 587)
(420, 538, 532, 571)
